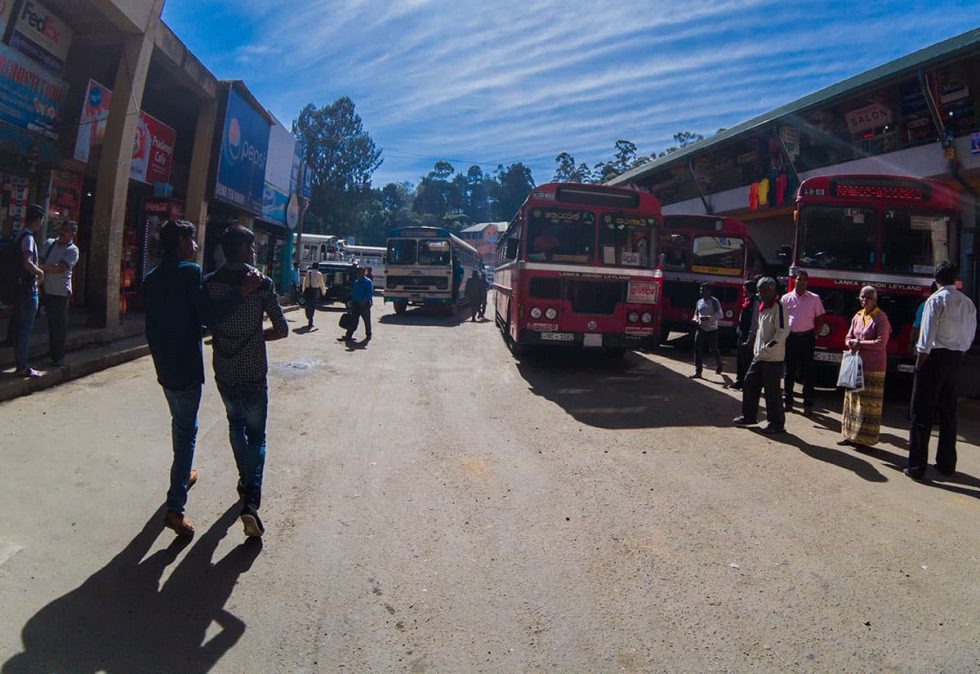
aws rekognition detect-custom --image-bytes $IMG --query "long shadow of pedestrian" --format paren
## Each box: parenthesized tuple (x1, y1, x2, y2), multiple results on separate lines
(3, 505, 261, 674)
(851, 444, 980, 499)
(749, 429, 887, 482)
(379, 305, 468, 327)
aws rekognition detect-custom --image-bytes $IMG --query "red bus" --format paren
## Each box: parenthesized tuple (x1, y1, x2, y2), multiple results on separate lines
(659, 215, 767, 342)
(493, 183, 664, 357)
(793, 174, 960, 373)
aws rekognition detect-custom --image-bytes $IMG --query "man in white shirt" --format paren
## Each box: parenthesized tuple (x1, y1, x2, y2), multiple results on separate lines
(906, 261, 977, 479)
(40, 221, 80, 366)
(300, 262, 327, 328)
(690, 283, 723, 379)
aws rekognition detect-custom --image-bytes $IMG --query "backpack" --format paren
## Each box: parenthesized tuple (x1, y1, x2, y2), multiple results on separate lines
(0, 232, 33, 304)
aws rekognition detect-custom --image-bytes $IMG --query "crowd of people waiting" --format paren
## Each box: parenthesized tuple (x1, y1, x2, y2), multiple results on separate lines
(692, 262, 976, 481)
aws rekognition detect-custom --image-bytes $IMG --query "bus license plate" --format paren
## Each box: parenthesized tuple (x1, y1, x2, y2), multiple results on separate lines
(541, 332, 574, 342)
(813, 351, 842, 363)
(896, 363, 915, 373)
(583, 333, 602, 347)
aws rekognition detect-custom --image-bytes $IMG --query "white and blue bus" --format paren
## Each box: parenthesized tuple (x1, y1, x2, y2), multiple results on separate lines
(346, 244, 386, 289)
(384, 226, 482, 314)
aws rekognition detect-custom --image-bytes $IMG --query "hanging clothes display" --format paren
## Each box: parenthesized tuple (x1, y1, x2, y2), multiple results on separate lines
(748, 182, 759, 211)
(757, 177, 770, 206)
(776, 173, 788, 207)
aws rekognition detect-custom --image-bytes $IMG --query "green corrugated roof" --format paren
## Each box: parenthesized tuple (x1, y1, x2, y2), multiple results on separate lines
(609, 27, 980, 186)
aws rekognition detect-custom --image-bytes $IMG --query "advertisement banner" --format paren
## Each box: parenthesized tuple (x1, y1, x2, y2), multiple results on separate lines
(261, 122, 295, 224)
(9, 0, 72, 76)
(0, 43, 66, 139)
(130, 111, 176, 184)
(73, 79, 111, 162)
(845, 103, 892, 135)
(215, 85, 270, 215)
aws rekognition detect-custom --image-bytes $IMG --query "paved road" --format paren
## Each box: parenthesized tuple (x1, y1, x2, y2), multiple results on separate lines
(1, 300, 978, 673)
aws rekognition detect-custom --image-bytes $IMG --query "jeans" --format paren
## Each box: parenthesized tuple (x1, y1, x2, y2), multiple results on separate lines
(14, 289, 38, 371)
(784, 330, 816, 405)
(45, 293, 69, 362)
(908, 349, 962, 472)
(694, 327, 722, 374)
(217, 382, 268, 509)
(162, 384, 202, 514)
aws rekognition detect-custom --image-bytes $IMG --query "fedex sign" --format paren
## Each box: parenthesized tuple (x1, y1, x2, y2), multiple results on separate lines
(10, 0, 71, 76)
(215, 84, 271, 215)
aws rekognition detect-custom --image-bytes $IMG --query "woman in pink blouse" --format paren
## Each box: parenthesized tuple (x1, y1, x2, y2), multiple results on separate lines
(838, 286, 892, 448)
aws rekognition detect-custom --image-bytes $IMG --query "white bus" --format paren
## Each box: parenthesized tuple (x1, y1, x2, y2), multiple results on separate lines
(384, 226, 482, 314)
(296, 234, 348, 270)
(346, 244, 386, 288)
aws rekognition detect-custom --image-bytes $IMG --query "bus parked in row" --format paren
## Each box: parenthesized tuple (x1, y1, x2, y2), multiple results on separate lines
(346, 244, 386, 288)
(659, 214, 767, 342)
(494, 182, 664, 357)
(297, 234, 347, 269)
(792, 174, 960, 373)
(384, 226, 482, 314)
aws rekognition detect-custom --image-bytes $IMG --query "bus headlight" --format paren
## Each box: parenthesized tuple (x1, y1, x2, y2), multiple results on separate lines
(530, 307, 543, 319)
(819, 323, 831, 338)
(725, 309, 734, 318)
(544, 307, 557, 320)
(641, 312, 652, 324)
(628, 311, 639, 323)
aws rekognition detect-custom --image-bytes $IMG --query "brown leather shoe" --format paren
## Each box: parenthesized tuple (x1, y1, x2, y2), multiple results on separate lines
(164, 511, 195, 537)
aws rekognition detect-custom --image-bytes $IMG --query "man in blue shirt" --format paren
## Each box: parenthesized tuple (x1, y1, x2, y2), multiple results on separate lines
(144, 220, 261, 537)
(340, 266, 374, 342)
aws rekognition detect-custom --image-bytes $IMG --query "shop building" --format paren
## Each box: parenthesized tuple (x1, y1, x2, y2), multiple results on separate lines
(458, 222, 506, 260)
(610, 28, 980, 300)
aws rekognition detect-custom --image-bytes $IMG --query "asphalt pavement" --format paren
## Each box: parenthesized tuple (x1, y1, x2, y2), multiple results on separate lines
(1, 299, 978, 673)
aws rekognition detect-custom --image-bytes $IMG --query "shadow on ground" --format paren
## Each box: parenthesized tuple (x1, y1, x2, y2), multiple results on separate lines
(379, 305, 471, 327)
(3, 505, 262, 674)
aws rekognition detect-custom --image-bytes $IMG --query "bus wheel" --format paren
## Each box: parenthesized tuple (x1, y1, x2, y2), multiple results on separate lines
(393, 301, 407, 315)
(604, 347, 627, 359)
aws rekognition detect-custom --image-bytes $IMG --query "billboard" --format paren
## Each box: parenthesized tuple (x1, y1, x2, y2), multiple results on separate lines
(130, 111, 176, 184)
(261, 121, 294, 224)
(215, 85, 270, 215)
(0, 42, 66, 139)
(9, 0, 72, 76)
(73, 79, 111, 162)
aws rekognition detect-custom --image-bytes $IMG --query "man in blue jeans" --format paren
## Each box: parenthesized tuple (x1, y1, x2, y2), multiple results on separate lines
(205, 225, 288, 538)
(144, 220, 261, 537)
(8, 204, 47, 378)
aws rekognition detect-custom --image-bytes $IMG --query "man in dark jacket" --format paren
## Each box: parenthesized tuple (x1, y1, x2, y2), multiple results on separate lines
(465, 270, 484, 321)
(732, 278, 759, 390)
(144, 220, 261, 537)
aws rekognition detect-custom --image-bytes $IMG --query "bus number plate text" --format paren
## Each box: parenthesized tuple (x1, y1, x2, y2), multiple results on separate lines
(541, 332, 574, 342)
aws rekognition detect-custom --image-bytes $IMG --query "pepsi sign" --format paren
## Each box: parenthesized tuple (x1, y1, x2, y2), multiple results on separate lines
(215, 85, 271, 215)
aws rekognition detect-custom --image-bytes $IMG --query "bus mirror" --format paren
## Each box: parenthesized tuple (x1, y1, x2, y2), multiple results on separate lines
(506, 239, 518, 259)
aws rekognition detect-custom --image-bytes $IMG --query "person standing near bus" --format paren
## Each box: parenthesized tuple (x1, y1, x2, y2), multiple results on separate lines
(690, 283, 723, 379)
(905, 262, 977, 479)
(734, 277, 789, 434)
(301, 262, 326, 328)
(464, 270, 484, 322)
(781, 269, 825, 417)
(732, 278, 759, 390)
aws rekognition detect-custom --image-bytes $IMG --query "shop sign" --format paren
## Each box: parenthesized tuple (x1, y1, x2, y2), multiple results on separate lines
(0, 43, 66, 139)
(50, 169, 81, 211)
(73, 79, 111, 162)
(845, 103, 892, 134)
(215, 85, 271, 215)
(285, 193, 299, 230)
(261, 121, 294, 224)
(0, 0, 16, 37)
(130, 111, 176, 184)
(9, 0, 72, 77)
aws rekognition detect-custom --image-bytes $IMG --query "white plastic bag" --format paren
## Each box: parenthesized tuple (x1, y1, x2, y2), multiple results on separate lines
(837, 351, 864, 392)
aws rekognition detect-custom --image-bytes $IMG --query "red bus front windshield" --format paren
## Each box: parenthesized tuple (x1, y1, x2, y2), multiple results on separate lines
(525, 207, 657, 268)
(797, 206, 951, 273)
(663, 233, 745, 276)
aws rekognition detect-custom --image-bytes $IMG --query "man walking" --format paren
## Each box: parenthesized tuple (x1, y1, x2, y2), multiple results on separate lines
(301, 262, 326, 328)
(734, 277, 790, 434)
(39, 221, 79, 367)
(905, 261, 977, 479)
(690, 283, 723, 378)
(205, 225, 289, 537)
(340, 267, 373, 342)
(8, 204, 46, 378)
(144, 220, 260, 537)
(732, 278, 759, 390)
(781, 269, 825, 416)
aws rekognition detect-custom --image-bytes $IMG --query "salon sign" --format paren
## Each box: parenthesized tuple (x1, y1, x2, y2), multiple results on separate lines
(845, 103, 892, 134)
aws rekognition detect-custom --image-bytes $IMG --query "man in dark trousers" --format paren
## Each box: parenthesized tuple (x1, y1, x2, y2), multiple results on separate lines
(39, 221, 80, 367)
(732, 278, 759, 390)
(780, 269, 825, 417)
(734, 277, 790, 434)
(905, 261, 977, 479)
(340, 267, 374, 342)
(144, 220, 261, 537)
(465, 270, 483, 321)
(690, 283, 724, 378)
(205, 225, 289, 537)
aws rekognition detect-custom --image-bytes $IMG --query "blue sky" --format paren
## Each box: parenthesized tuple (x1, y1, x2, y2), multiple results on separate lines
(162, 0, 975, 187)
